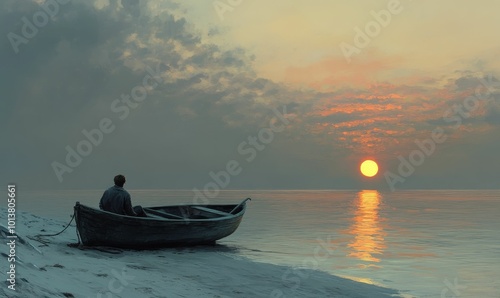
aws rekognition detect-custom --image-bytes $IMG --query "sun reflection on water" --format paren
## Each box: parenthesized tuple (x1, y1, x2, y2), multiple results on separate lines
(347, 190, 386, 263)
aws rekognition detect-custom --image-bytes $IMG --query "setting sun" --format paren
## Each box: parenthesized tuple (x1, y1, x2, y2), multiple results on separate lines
(360, 160, 379, 177)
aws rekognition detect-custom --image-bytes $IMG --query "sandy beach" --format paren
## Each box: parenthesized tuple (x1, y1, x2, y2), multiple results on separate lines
(1, 208, 402, 298)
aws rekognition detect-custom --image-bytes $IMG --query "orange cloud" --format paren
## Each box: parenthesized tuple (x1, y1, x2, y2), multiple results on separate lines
(278, 46, 499, 159)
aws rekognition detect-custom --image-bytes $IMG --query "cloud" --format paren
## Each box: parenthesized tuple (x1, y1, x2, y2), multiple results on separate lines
(0, 0, 300, 189)
(1, 0, 500, 190)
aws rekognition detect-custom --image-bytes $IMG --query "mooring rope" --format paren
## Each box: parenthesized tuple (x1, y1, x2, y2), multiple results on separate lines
(28, 210, 78, 246)
(25, 207, 123, 254)
(37, 212, 76, 237)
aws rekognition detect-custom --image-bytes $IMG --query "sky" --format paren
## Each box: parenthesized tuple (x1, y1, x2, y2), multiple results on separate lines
(1, 0, 500, 190)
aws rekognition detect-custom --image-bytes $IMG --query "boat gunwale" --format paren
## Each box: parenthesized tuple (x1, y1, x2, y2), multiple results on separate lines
(75, 202, 247, 222)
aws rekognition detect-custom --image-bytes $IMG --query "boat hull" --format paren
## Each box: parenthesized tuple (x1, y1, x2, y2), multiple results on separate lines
(74, 202, 247, 248)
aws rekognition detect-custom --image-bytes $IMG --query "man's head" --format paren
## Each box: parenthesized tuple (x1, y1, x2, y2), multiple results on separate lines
(114, 175, 126, 187)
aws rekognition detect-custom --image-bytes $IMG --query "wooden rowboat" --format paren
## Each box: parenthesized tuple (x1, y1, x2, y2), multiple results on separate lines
(74, 198, 250, 248)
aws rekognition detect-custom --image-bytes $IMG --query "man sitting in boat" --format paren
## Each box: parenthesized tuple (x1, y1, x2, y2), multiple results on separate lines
(99, 174, 147, 217)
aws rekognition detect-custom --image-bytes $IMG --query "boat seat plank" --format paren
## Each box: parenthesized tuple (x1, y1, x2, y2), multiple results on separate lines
(145, 214, 165, 219)
(144, 208, 185, 219)
(192, 206, 231, 217)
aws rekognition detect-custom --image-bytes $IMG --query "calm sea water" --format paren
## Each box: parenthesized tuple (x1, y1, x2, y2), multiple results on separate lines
(15, 189, 500, 297)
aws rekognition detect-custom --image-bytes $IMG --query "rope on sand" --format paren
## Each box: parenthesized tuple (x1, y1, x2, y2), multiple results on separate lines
(28, 208, 123, 254)
(38, 212, 76, 237)
(28, 212, 77, 246)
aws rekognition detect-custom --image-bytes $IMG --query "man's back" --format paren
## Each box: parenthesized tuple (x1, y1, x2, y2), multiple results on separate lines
(99, 185, 136, 216)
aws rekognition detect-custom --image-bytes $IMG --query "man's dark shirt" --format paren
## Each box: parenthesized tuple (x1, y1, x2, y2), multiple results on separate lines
(99, 185, 137, 216)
